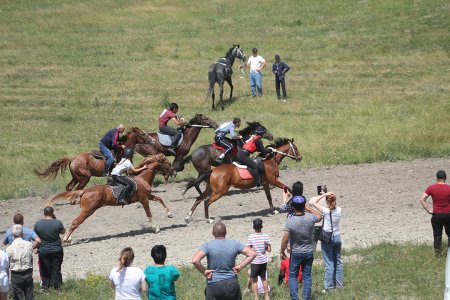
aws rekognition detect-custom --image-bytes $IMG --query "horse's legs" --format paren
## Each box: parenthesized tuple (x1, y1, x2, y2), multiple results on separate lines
(226, 78, 233, 100)
(65, 178, 78, 191)
(262, 183, 277, 214)
(76, 177, 90, 190)
(219, 82, 225, 111)
(185, 183, 212, 223)
(204, 192, 225, 222)
(140, 196, 160, 233)
(63, 210, 92, 243)
(148, 193, 172, 218)
(211, 86, 216, 109)
(194, 184, 203, 196)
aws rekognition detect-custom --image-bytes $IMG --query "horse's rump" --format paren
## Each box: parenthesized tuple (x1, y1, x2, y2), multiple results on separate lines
(90, 150, 107, 160)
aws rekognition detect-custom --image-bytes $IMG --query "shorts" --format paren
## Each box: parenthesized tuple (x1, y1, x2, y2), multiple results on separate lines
(250, 263, 267, 279)
(0, 275, 9, 292)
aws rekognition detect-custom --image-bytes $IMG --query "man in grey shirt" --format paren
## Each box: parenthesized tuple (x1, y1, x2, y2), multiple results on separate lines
(280, 196, 322, 300)
(192, 222, 256, 300)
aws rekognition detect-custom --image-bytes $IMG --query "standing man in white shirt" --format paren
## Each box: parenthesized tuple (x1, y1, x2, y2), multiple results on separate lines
(242, 48, 267, 97)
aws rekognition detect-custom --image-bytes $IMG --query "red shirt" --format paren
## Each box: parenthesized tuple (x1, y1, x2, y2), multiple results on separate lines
(159, 109, 176, 128)
(242, 135, 262, 153)
(280, 258, 302, 284)
(425, 183, 450, 213)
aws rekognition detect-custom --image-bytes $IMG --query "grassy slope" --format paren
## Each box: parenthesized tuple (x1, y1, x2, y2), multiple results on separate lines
(0, 0, 449, 199)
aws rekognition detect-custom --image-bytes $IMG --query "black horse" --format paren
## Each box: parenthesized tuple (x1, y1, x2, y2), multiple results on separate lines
(208, 44, 246, 110)
(180, 122, 273, 196)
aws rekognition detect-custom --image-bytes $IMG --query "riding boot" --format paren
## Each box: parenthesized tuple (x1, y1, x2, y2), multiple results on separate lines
(117, 190, 126, 205)
(215, 157, 224, 164)
(167, 147, 176, 155)
(101, 165, 110, 177)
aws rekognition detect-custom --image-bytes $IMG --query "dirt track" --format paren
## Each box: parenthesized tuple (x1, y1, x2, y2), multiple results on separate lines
(1, 157, 448, 279)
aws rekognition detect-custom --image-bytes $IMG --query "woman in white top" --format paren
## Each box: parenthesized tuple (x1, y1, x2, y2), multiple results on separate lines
(310, 192, 344, 291)
(0, 249, 9, 300)
(111, 148, 147, 205)
(109, 247, 147, 300)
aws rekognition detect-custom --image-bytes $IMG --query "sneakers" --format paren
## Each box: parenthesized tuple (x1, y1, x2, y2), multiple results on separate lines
(167, 147, 176, 155)
(215, 157, 224, 164)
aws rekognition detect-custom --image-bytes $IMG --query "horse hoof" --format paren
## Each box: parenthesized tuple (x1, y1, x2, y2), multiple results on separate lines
(149, 225, 160, 233)
(206, 218, 214, 223)
(184, 216, 191, 224)
(273, 210, 280, 215)
(167, 212, 173, 218)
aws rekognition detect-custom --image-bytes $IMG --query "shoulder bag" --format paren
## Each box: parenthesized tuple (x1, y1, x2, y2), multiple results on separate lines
(318, 210, 333, 244)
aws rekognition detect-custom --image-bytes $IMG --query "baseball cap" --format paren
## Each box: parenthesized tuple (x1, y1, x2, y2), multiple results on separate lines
(253, 218, 263, 229)
(291, 195, 306, 204)
(252, 48, 258, 53)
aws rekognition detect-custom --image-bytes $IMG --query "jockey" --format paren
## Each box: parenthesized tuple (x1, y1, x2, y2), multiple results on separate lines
(235, 126, 272, 187)
(99, 124, 126, 176)
(159, 103, 187, 155)
(214, 117, 242, 164)
(110, 148, 147, 205)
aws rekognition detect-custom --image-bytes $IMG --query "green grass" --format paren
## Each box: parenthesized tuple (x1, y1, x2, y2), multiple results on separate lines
(0, 0, 449, 199)
(33, 242, 445, 299)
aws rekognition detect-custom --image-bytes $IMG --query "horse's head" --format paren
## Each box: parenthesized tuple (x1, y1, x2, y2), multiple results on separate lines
(239, 121, 273, 141)
(232, 44, 246, 61)
(139, 154, 176, 177)
(188, 114, 218, 129)
(270, 138, 302, 162)
(128, 127, 153, 144)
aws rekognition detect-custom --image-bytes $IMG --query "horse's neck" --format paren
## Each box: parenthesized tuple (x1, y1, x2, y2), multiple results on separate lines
(180, 127, 201, 151)
(224, 52, 236, 66)
(275, 145, 290, 164)
(138, 167, 157, 184)
(124, 135, 136, 147)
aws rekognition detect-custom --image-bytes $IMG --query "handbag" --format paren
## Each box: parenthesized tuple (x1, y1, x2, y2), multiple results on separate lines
(318, 210, 333, 244)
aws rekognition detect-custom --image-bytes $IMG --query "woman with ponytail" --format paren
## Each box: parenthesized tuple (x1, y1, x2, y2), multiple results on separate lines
(109, 247, 147, 300)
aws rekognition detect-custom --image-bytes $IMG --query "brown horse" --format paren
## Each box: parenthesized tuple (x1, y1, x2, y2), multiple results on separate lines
(184, 138, 302, 223)
(134, 114, 218, 172)
(46, 154, 175, 243)
(34, 127, 153, 191)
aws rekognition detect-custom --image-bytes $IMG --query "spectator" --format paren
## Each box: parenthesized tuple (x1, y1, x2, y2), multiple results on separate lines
(272, 54, 290, 100)
(6, 225, 34, 300)
(192, 221, 256, 300)
(280, 196, 322, 300)
(279, 245, 302, 287)
(0, 249, 9, 300)
(309, 185, 328, 246)
(33, 206, 66, 290)
(310, 191, 344, 292)
(419, 170, 450, 256)
(143, 245, 180, 300)
(247, 218, 271, 300)
(3, 213, 41, 248)
(279, 181, 306, 218)
(246, 270, 270, 295)
(109, 247, 147, 300)
(242, 48, 267, 97)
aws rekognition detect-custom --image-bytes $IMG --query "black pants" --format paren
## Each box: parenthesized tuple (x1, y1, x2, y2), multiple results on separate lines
(236, 150, 261, 185)
(205, 278, 242, 300)
(275, 77, 287, 99)
(112, 175, 134, 202)
(215, 136, 233, 156)
(160, 126, 182, 147)
(11, 269, 33, 300)
(431, 213, 450, 253)
(39, 250, 63, 290)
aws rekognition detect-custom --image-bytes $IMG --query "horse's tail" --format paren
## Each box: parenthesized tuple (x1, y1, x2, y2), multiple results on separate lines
(207, 64, 217, 96)
(183, 169, 213, 196)
(34, 157, 72, 180)
(46, 190, 85, 206)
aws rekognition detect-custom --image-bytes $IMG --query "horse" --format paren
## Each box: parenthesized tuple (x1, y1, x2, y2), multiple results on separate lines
(208, 44, 246, 110)
(134, 113, 218, 172)
(34, 127, 153, 191)
(46, 154, 175, 243)
(184, 138, 302, 223)
(180, 122, 274, 196)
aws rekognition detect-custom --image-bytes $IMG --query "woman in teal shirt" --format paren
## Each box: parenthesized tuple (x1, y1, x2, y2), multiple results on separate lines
(144, 245, 180, 299)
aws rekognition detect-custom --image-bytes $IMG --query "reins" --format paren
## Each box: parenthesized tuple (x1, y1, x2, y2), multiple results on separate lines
(267, 141, 299, 160)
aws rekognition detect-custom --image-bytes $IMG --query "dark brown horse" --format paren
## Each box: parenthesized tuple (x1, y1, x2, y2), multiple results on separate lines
(180, 122, 274, 196)
(34, 127, 153, 191)
(46, 154, 175, 243)
(184, 138, 302, 223)
(134, 114, 218, 172)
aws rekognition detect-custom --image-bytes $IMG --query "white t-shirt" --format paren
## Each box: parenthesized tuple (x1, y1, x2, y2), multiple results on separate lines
(323, 207, 341, 236)
(111, 158, 133, 176)
(109, 266, 146, 300)
(0, 250, 9, 292)
(247, 55, 266, 72)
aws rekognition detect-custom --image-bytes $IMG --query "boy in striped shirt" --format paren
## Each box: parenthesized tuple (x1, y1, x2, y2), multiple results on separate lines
(247, 218, 271, 300)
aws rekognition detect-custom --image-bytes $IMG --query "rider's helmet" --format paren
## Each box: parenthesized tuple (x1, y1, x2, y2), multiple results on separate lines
(254, 126, 267, 136)
(124, 148, 134, 158)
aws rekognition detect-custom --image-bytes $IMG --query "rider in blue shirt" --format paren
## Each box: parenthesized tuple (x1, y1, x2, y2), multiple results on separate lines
(214, 118, 242, 164)
(99, 124, 126, 176)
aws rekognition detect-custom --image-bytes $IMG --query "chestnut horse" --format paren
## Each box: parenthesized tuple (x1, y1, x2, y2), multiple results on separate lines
(34, 127, 153, 191)
(184, 138, 302, 223)
(134, 113, 218, 172)
(46, 154, 175, 243)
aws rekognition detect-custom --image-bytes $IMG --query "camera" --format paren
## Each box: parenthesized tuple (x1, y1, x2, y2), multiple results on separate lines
(317, 185, 322, 195)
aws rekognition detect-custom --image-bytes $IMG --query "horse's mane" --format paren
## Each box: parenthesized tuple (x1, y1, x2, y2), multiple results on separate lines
(223, 46, 235, 58)
(239, 121, 261, 138)
(188, 114, 203, 124)
(137, 154, 165, 168)
(267, 138, 293, 148)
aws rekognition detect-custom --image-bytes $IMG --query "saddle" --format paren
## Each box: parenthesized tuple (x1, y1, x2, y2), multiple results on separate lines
(233, 158, 264, 180)
(212, 142, 238, 157)
(157, 132, 184, 147)
(91, 150, 106, 160)
(107, 177, 138, 204)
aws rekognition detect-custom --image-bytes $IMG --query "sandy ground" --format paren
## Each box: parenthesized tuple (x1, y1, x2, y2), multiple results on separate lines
(1, 157, 449, 280)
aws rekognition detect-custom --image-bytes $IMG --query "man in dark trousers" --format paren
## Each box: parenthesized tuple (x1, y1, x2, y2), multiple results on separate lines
(272, 54, 290, 100)
(98, 124, 126, 176)
(34, 206, 66, 290)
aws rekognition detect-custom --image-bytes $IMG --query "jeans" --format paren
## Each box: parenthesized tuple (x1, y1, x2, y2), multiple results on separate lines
(431, 213, 450, 254)
(249, 71, 263, 96)
(98, 142, 114, 167)
(321, 234, 344, 290)
(289, 251, 313, 300)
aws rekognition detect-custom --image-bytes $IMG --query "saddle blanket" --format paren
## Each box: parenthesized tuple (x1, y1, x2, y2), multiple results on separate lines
(232, 162, 253, 179)
(107, 178, 138, 201)
(212, 143, 238, 157)
(157, 132, 183, 147)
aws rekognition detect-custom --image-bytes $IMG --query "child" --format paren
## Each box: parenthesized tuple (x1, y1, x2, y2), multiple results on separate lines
(279, 245, 302, 286)
(247, 218, 271, 300)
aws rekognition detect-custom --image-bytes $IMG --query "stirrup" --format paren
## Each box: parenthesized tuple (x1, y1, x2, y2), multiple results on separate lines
(215, 157, 224, 164)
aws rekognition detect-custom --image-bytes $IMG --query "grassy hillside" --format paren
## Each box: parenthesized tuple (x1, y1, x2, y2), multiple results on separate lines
(1, 0, 449, 199)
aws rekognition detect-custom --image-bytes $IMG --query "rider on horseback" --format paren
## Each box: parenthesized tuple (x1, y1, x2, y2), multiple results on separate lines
(159, 103, 187, 155)
(110, 148, 147, 205)
(99, 124, 126, 176)
(214, 117, 242, 164)
(235, 126, 272, 187)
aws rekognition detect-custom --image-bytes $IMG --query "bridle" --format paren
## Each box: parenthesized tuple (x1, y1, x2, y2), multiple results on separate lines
(268, 141, 301, 161)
